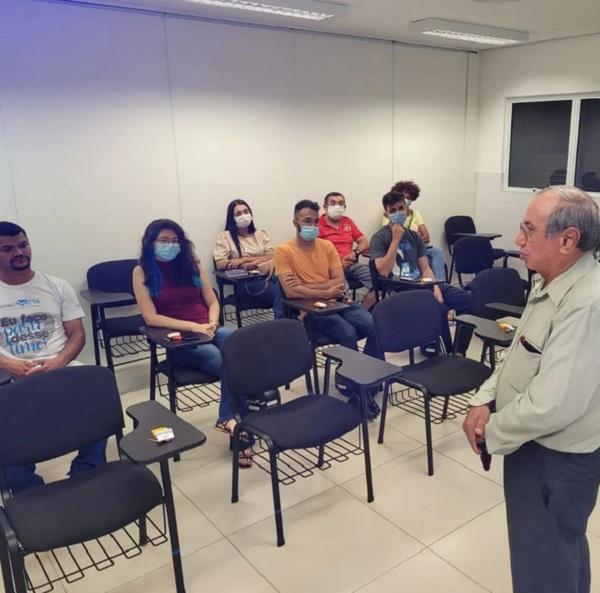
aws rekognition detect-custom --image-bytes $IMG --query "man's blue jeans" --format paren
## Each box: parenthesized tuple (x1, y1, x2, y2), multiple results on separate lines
(5, 439, 107, 495)
(309, 303, 383, 360)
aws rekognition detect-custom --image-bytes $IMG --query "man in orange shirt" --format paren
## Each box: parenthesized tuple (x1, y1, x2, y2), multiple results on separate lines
(275, 200, 382, 416)
(318, 192, 376, 310)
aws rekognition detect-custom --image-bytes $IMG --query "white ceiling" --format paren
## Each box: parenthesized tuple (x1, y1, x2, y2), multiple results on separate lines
(49, 0, 600, 50)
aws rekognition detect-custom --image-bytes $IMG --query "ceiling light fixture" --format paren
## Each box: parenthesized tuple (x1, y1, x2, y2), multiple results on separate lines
(409, 18, 529, 46)
(184, 0, 347, 21)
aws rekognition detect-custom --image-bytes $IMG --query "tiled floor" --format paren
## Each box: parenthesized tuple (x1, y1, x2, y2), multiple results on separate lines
(4, 336, 600, 593)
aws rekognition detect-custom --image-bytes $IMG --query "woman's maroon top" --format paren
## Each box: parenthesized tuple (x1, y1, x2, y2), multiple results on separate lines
(153, 261, 208, 324)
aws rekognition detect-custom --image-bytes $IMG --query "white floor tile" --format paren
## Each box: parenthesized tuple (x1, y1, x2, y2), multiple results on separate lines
(434, 429, 504, 486)
(354, 548, 488, 593)
(173, 454, 336, 536)
(229, 487, 423, 593)
(431, 503, 512, 593)
(104, 540, 277, 593)
(59, 486, 222, 593)
(343, 448, 504, 545)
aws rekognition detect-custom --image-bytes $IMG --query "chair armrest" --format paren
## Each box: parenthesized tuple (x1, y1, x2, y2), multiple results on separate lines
(0, 369, 11, 386)
(79, 289, 136, 307)
(120, 401, 206, 464)
(281, 298, 350, 316)
(322, 345, 402, 388)
(485, 302, 524, 318)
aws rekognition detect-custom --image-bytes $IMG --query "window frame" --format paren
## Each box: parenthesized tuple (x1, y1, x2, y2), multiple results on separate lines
(503, 92, 600, 196)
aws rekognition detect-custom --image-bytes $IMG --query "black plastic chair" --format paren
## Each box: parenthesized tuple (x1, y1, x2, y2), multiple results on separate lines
(221, 320, 374, 546)
(82, 259, 147, 371)
(0, 366, 205, 593)
(452, 236, 496, 288)
(214, 264, 275, 328)
(471, 268, 527, 320)
(444, 216, 507, 279)
(372, 291, 492, 476)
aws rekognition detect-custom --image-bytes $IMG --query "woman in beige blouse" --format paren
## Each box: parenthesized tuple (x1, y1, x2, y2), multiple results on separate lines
(214, 199, 282, 318)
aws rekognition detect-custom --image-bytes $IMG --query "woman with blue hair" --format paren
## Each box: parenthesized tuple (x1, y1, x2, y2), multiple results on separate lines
(133, 218, 253, 467)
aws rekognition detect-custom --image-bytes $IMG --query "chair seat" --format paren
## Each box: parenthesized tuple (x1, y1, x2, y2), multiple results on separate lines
(157, 361, 217, 386)
(400, 355, 492, 397)
(4, 460, 162, 552)
(103, 314, 145, 337)
(242, 395, 361, 451)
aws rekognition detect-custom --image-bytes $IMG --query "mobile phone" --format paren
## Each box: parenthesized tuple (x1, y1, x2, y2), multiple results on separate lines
(180, 330, 199, 341)
(478, 439, 492, 471)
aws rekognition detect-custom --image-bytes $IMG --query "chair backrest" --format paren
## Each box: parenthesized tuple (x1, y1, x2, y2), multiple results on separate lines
(368, 258, 384, 301)
(87, 259, 138, 293)
(444, 216, 476, 250)
(0, 366, 124, 467)
(372, 290, 443, 353)
(221, 319, 312, 396)
(470, 267, 527, 319)
(453, 236, 495, 275)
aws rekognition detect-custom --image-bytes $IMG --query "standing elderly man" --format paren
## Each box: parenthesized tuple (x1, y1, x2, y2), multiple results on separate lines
(463, 186, 600, 593)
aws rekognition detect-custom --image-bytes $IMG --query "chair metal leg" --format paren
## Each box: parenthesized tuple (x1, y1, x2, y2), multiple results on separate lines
(377, 381, 390, 444)
(317, 445, 325, 468)
(441, 396, 450, 421)
(138, 515, 148, 546)
(360, 388, 374, 503)
(323, 359, 332, 396)
(268, 450, 285, 547)
(166, 355, 180, 462)
(9, 549, 25, 593)
(160, 460, 186, 593)
(233, 285, 243, 329)
(424, 396, 434, 476)
(104, 335, 115, 373)
(149, 346, 157, 402)
(231, 425, 241, 503)
(0, 537, 15, 593)
(91, 305, 101, 366)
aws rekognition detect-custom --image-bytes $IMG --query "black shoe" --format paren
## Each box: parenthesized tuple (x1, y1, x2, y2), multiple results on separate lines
(368, 396, 381, 417)
(420, 342, 438, 358)
(348, 394, 378, 420)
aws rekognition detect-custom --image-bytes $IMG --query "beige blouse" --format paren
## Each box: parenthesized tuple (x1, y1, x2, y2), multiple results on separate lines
(213, 229, 273, 265)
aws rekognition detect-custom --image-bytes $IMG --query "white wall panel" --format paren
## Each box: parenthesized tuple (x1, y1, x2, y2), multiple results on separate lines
(393, 45, 473, 247)
(165, 18, 298, 266)
(0, 0, 180, 288)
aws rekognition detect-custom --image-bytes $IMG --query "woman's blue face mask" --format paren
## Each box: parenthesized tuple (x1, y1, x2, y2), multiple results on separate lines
(154, 242, 181, 261)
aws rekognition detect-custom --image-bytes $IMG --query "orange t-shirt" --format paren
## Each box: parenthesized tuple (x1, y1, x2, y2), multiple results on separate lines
(275, 238, 342, 285)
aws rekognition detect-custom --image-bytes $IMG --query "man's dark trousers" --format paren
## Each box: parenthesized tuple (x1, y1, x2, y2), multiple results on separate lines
(504, 441, 600, 593)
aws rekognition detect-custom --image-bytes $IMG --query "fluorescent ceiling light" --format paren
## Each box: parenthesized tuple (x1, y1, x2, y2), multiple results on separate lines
(409, 18, 529, 46)
(184, 0, 347, 21)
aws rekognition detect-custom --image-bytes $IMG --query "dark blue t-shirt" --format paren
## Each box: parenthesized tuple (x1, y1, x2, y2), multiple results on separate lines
(369, 226, 426, 278)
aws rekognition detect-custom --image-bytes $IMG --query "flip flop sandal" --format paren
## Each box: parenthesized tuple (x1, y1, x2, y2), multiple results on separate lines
(238, 449, 254, 469)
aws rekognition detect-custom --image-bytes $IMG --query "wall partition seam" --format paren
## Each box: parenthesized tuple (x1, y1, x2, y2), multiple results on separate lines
(0, 94, 19, 223)
(162, 14, 184, 224)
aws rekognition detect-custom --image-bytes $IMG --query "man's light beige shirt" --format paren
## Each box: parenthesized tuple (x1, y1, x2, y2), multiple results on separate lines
(470, 253, 600, 455)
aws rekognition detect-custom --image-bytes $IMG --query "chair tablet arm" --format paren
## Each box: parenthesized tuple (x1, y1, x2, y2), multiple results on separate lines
(79, 289, 136, 307)
(485, 302, 524, 317)
(120, 401, 207, 464)
(322, 345, 403, 387)
(0, 368, 11, 386)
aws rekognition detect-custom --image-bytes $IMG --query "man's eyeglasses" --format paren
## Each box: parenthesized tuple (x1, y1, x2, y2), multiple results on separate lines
(518, 223, 546, 243)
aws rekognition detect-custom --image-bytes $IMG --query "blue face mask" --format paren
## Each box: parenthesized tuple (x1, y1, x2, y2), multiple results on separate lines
(154, 243, 181, 261)
(299, 225, 319, 241)
(390, 211, 407, 226)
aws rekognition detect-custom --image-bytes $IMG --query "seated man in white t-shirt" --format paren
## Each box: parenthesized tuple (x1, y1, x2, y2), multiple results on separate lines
(0, 221, 106, 494)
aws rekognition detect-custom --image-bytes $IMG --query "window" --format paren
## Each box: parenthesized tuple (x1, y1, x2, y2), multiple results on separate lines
(506, 95, 600, 193)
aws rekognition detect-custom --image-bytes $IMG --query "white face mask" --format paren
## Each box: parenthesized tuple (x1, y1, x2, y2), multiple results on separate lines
(235, 213, 253, 229)
(327, 205, 345, 220)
